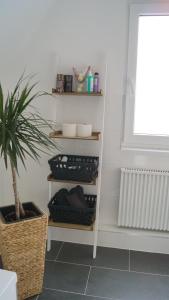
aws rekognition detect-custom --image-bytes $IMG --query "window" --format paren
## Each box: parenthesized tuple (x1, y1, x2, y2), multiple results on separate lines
(123, 4, 169, 151)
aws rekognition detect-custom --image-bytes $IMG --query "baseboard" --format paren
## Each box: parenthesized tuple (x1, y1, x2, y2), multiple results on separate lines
(49, 224, 169, 254)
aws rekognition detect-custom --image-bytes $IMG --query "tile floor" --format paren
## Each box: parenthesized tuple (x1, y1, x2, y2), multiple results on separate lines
(2, 241, 169, 299)
(32, 241, 169, 300)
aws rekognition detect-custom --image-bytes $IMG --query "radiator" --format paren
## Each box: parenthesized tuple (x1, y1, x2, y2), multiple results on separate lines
(118, 168, 169, 231)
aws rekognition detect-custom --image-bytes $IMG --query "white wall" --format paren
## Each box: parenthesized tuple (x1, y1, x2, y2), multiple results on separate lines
(1, 0, 169, 253)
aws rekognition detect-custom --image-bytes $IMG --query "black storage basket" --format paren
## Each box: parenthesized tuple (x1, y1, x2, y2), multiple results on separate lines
(48, 194, 96, 225)
(48, 154, 99, 182)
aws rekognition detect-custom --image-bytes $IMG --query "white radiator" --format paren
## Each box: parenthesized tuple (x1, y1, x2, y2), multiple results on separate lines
(118, 168, 169, 231)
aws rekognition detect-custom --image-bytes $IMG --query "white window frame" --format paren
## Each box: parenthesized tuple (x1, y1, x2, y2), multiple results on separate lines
(122, 3, 169, 151)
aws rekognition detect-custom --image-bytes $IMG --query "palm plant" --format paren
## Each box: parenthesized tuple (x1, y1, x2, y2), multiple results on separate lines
(0, 75, 57, 220)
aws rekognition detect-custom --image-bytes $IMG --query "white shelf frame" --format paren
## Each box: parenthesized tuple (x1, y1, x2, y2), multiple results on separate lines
(47, 61, 107, 259)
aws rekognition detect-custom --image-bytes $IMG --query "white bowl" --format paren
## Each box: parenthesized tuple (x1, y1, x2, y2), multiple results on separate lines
(77, 124, 92, 137)
(62, 123, 77, 137)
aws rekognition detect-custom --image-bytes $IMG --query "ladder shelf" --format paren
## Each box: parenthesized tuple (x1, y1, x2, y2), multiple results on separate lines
(47, 60, 107, 259)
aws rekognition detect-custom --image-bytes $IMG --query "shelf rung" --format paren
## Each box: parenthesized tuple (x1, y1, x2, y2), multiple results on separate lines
(47, 174, 97, 185)
(49, 131, 101, 141)
(48, 219, 94, 231)
(52, 89, 103, 96)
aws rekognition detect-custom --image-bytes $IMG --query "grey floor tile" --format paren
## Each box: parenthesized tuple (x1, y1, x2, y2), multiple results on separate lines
(46, 241, 63, 261)
(58, 242, 93, 265)
(58, 242, 129, 270)
(44, 261, 90, 293)
(130, 251, 169, 275)
(87, 267, 169, 300)
(38, 289, 110, 299)
(92, 247, 129, 270)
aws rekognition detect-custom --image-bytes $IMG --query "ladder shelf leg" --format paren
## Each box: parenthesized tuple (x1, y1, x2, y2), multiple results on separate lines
(47, 182, 52, 252)
(47, 227, 52, 252)
(93, 225, 98, 259)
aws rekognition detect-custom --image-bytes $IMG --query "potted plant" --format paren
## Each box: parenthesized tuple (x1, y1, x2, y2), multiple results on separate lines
(0, 75, 58, 299)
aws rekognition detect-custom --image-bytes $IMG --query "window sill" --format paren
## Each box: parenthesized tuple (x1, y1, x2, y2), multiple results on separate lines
(121, 143, 169, 154)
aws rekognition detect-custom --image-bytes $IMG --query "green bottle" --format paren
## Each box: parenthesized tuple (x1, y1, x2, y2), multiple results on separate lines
(86, 69, 94, 93)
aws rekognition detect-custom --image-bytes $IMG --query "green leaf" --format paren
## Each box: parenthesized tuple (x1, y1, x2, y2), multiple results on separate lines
(0, 83, 4, 120)
(0, 74, 59, 173)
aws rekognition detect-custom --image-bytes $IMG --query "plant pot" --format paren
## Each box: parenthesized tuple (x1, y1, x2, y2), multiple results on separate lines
(0, 202, 48, 300)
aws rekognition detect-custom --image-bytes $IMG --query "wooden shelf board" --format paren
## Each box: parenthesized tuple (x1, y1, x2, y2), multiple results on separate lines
(52, 88, 103, 96)
(49, 130, 101, 141)
(47, 174, 97, 185)
(48, 219, 94, 231)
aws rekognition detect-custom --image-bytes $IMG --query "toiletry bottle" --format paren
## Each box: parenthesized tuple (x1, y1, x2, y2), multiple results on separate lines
(93, 72, 99, 93)
(56, 74, 64, 93)
(64, 75, 73, 92)
(86, 69, 94, 93)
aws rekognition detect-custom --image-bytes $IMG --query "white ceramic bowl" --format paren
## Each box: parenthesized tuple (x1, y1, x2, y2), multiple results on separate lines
(62, 123, 77, 137)
(77, 124, 92, 137)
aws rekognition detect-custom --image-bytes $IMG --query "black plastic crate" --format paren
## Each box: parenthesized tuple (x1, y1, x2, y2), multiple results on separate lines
(48, 194, 96, 225)
(48, 154, 99, 182)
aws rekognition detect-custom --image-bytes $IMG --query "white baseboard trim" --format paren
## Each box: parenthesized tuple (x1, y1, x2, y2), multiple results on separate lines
(49, 224, 169, 254)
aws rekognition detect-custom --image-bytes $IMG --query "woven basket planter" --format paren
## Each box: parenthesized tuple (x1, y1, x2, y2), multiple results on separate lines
(0, 202, 48, 300)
